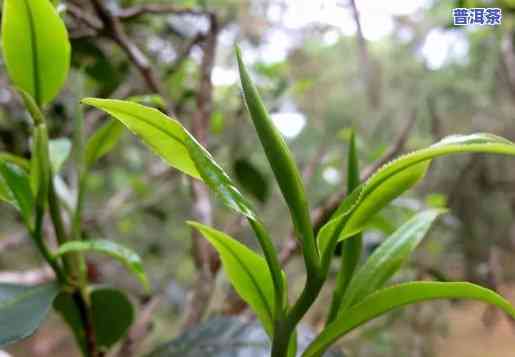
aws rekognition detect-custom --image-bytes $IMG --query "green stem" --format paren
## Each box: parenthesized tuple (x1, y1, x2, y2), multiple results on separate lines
(249, 220, 285, 317)
(271, 274, 325, 357)
(326, 234, 362, 324)
(32, 205, 65, 283)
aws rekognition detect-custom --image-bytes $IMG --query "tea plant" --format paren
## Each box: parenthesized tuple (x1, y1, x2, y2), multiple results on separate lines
(0, 1, 142, 356)
(82, 49, 515, 357)
(1, 1, 515, 357)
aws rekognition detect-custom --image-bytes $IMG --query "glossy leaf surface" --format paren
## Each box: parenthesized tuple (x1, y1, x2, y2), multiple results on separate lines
(0, 282, 59, 346)
(82, 98, 200, 178)
(188, 221, 281, 336)
(236, 48, 315, 258)
(303, 281, 515, 357)
(319, 133, 515, 260)
(1, 0, 70, 105)
(338, 209, 443, 314)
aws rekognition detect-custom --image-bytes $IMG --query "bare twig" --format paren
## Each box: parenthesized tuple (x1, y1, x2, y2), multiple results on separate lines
(117, 4, 212, 20)
(348, 0, 379, 108)
(89, 0, 168, 112)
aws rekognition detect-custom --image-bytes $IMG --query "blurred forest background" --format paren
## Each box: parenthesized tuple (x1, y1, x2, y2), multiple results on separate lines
(2, 0, 515, 356)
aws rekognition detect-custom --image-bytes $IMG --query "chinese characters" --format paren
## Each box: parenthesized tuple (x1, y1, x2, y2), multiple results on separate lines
(453, 8, 502, 26)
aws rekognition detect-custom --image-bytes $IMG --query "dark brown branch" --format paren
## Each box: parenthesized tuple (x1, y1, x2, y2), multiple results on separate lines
(117, 4, 212, 20)
(89, 0, 169, 112)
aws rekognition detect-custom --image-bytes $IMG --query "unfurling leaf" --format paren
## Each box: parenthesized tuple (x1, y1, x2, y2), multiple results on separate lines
(236, 46, 317, 273)
(188, 221, 283, 337)
(319, 133, 515, 262)
(55, 240, 149, 291)
(303, 282, 515, 357)
(1, 0, 70, 105)
(0, 282, 59, 347)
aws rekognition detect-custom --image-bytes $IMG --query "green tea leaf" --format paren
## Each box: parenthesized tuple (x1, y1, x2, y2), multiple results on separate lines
(338, 209, 443, 314)
(184, 135, 257, 220)
(49, 138, 71, 174)
(54, 287, 134, 353)
(1, 0, 70, 105)
(319, 133, 515, 261)
(0, 282, 59, 347)
(303, 282, 515, 357)
(84, 119, 125, 169)
(81, 98, 200, 179)
(0, 161, 34, 226)
(188, 221, 282, 337)
(83, 99, 284, 299)
(236, 48, 315, 261)
(0, 153, 30, 171)
(55, 240, 149, 291)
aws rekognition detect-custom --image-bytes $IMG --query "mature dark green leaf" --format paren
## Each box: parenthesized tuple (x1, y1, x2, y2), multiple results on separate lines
(303, 282, 515, 357)
(338, 209, 444, 314)
(1, 0, 70, 105)
(82, 98, 200, 179)
(0, 282, 59, 347)
(0, 161, 34, 226)
(84, 120, 125, 169)
(319, 133, 515, 262)
(147, 317, 344, 357)
(55, 240, 149, 291)
(49, 138, 71, 174)
(236, 48, 316, 268)
(233, 158, 269, 203)
(54, 287, 134, 353)
(188, 222, 281, 336)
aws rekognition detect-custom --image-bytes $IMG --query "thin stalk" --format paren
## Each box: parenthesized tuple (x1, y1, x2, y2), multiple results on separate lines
(327, 131, 362, 324)
(32, 205, 65, 283)
(326, 234, 362, 324)
(271, 274, 325, 357)
(249, 220, 285, 317)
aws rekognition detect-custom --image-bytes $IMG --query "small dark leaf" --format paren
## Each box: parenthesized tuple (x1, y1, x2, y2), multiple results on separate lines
(54, 287, 134, 354)
(233, 158, 269, 203)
